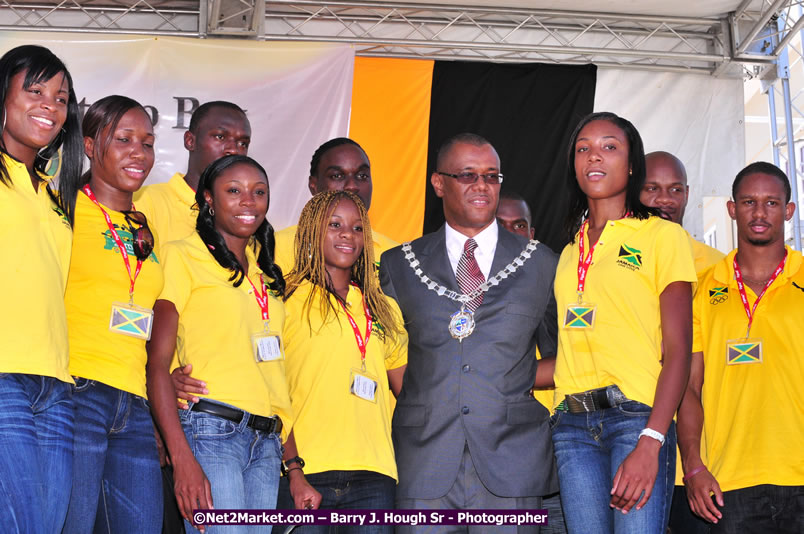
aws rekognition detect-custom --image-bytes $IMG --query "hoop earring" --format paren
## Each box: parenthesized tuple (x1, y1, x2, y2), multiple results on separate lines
(209, 207, 215, 216)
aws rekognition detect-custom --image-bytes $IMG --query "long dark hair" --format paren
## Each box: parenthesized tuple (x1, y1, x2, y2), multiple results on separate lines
(564, 111, 658, 242)
(81, 95, 151, 185)
(284, 190, 402, 342)
(0, 45, 83, 226)
(195, 154, 284, 295)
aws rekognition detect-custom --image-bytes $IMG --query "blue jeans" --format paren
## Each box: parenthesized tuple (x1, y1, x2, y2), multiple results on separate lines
(551, 401, 676, 534)
(711, 484, 804, 534)
(278, 470, 395, 534)
(0, 373, 74, 534)
(63, 379, 163, 534)
(180, 401, 283, 534)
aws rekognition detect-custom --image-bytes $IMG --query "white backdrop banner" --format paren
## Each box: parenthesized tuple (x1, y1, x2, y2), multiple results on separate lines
(0, 32, 354, 228)
(595, 69, 745, 241)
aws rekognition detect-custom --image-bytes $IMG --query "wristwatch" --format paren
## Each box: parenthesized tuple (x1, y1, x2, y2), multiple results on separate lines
(281, 456, 305, 476)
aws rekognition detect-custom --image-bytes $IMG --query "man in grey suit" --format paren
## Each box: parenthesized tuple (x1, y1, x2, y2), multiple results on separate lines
(380, 133, 559, 533)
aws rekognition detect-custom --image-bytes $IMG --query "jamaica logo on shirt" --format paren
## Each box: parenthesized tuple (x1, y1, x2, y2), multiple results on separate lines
(102, 225, 159, 263)
(616, 244, 642, 271)
(709, 286, 728, 305)
(52, 205, 71, 229)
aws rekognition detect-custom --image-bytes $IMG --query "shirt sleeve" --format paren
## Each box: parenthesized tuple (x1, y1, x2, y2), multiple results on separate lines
(654, 221, 698, 294)
(157, 242, 193, 315)
(383, 297, 408, 371)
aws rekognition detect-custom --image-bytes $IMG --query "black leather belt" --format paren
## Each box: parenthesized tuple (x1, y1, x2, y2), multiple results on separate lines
(563, 385, 628, 413)
(191, 399, 283, 435)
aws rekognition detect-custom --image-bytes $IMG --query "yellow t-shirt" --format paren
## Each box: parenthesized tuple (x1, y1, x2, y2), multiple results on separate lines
(0, 154, 72, 381)
(134, 173, 197, 251)
(672, 234, 724, 484)
(66, 192, 164, 398)
(692, 247, 804, 491)
(690, 237, 725, 274)
(532, 347, 554, 410)
(553, 216, 696, 409)
(274, 223, 398, 274)
(282, 280, 407, 479)
(158, 233, 293, 440)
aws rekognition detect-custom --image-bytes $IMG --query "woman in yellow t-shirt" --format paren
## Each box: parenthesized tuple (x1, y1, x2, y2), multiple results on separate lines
(274, 190, 406, 531)
(147, 155, 320, 533)
(62, 95, 163, 533)
(0, 44, 83, 533)
(551, 112, 696, 534)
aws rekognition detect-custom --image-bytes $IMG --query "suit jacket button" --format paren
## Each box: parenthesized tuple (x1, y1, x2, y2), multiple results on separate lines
(461, 406, 470, 414)
(462, 364, 471, 373)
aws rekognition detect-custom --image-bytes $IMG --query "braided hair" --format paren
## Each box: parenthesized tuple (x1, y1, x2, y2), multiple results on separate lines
(284, 190, 401, 342)
(195, 154, 284, 295)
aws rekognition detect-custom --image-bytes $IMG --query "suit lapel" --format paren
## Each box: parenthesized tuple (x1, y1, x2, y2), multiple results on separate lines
(415, 225, 459, 292)
(488, 223, 521, 277)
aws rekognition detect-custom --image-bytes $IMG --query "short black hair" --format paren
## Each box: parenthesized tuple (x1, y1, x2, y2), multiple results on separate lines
(81, 95, 149, 181)
(188, 101, 246, 134)
(500, 189, 526, 203)
(732, 161, 791, 203)
(436, 133, 493, 171)
(309, 137, 367, 177)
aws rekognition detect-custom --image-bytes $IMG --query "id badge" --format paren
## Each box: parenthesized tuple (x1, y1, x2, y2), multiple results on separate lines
(252, 331, 284, 362)
(349, 368, 378, 403)
(726, 338, 763, 365)
(563, 302, 596, 330)
(109, 302, 153, 340)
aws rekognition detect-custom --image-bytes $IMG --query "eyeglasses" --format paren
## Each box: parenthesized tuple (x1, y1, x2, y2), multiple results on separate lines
(122, 210, 155, 261)
(437, 171, 504, 185)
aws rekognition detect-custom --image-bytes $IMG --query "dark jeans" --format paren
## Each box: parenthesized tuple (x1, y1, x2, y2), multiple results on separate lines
(711, 484, 804, 534)
(668, 485, 709, 534)
(63, 379, 162, 534)
(0, 373, 74, 534)
(551, 401, 676, 534)
(278, 470, 395, 533)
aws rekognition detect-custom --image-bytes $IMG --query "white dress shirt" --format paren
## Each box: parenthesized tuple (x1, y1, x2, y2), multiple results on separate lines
(445, 221, 499, 281)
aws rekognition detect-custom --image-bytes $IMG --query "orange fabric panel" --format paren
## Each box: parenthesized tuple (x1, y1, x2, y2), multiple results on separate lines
(349, 57, 433, 243)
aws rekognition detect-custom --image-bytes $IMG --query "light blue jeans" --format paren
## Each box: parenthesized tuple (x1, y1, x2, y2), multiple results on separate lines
(63, 379, 163, 534)
(0, 373, 74, 534)
(551, 400, 676, 534)
(180, 401, 283, 534)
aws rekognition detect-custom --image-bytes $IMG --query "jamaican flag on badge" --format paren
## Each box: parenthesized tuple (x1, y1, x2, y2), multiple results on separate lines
(564, 304, 595, 329)
(727, 339, 762, 364)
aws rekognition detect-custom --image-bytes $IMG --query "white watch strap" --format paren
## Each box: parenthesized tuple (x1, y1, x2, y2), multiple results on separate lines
(639, 428, 665, 446)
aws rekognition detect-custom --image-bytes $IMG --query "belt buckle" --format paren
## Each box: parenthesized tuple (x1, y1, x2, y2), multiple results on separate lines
(566, 390, 595, 413)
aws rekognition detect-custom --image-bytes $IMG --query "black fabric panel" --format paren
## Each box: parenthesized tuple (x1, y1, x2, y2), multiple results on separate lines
(423, 61, 597, 252)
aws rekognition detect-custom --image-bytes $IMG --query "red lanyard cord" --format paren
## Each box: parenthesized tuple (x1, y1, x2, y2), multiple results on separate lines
(83, 185, 142, 300)
(336, 282, 373, 367)
(733, 251, 787, 337)
(245, 273, 270, 323)
(576, 219, 597, 299)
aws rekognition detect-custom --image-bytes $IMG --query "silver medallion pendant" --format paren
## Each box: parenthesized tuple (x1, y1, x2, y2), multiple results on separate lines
(449, 308, 476, 342)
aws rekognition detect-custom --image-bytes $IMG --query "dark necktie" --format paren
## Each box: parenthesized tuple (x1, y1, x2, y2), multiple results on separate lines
(456, 238, 485, 311)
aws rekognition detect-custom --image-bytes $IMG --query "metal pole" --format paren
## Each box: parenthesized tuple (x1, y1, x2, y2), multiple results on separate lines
(778, 11, 803, 250)
(781, 76, 802, 250)
(768, 88, 781, 167)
